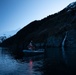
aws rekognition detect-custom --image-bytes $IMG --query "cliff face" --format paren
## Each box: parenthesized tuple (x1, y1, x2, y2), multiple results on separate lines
(65, 30, 76, 47)
(1, 2, 76, 49)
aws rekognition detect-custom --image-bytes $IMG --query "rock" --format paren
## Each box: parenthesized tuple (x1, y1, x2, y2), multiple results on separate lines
(46, 36, 63, 47)
(65, 29, 76, 47)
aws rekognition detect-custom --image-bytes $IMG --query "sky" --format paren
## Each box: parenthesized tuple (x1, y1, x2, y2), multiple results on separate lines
(0, 0, 76, 34)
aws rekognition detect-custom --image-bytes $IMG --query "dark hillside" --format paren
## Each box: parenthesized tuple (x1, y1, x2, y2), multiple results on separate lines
(1, 2, 76, 50)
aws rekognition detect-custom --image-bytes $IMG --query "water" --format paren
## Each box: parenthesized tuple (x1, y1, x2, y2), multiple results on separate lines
(0, 47, 76, 75)
(44, 47, 76, 75)
(0, 47, 43, 75)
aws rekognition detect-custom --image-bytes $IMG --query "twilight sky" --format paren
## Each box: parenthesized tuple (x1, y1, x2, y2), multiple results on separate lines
(0, 0, 76, 34)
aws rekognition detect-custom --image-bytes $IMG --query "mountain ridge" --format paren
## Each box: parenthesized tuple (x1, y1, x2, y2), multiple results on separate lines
(0, 28, 21, 38)
(1, 2, 76, 50)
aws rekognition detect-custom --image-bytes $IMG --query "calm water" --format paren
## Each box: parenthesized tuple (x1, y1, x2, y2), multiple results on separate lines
(0, 47, 76, 75)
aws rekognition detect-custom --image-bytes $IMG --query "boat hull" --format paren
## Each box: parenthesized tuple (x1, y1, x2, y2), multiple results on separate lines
(23, 50, 44, 56)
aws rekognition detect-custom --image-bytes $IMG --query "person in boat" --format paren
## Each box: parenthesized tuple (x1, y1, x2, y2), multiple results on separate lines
(27, 41, 35, 50)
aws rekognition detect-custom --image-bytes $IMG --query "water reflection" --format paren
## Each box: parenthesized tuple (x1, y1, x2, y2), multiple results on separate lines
(0, 47, 43, 75)
(0, 48, 18, 75)
(43, 47, 76, 75)
(29, 59, 33, 75)
(0, 47, 76, 75)
(62, 46, 67, 64)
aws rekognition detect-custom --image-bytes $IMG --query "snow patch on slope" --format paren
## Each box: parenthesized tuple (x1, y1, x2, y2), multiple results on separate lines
(0, 28, 21, 38)
(66, 1, 76, 12)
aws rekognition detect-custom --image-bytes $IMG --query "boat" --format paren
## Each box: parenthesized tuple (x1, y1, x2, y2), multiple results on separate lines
(23, 49, 44, 56)
(23, 41, 44, 56)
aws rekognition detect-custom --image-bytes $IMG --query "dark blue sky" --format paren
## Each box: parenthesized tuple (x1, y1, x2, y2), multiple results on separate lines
(0, 0, 75, 34)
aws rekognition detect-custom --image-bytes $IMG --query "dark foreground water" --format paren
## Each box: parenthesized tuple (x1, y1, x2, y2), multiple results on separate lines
(0, 47, 76, 75)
